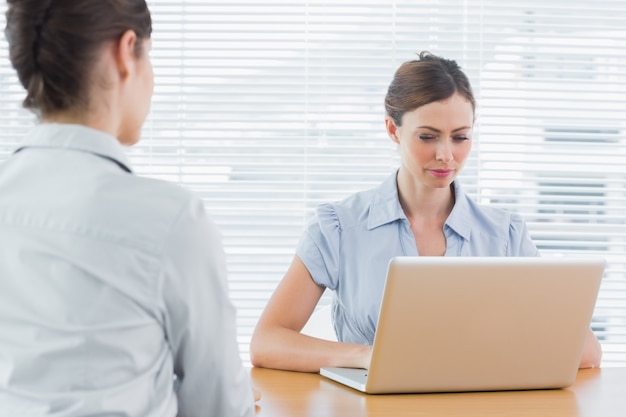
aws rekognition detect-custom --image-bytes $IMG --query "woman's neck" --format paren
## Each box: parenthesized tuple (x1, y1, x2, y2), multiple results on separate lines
(42, 110, 117, 140)
(396, 169, 455, 222)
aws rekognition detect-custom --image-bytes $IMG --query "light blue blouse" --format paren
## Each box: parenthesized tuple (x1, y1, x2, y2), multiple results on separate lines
(296, 170, 539, 345)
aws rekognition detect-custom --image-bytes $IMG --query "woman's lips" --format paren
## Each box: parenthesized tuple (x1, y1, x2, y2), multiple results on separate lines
(429, 169, 453, 178)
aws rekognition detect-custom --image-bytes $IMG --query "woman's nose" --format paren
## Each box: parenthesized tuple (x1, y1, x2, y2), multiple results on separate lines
(436, 141, 453, 163)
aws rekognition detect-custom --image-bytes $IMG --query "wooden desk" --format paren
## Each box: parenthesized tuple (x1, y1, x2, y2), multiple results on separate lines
(251, 367, 626, 417)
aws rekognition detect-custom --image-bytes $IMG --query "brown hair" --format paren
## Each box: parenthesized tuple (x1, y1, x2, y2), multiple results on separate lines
(4, 0, 152, 117)
(384, 51, 475, 126)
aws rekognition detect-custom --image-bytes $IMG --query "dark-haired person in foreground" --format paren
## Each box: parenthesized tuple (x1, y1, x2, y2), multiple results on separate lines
(0, 1, 257, 416)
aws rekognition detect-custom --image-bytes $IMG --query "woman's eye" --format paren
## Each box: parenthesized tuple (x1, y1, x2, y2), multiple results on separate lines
(419, 135, 436, 141)
(454, 136, 469, 141)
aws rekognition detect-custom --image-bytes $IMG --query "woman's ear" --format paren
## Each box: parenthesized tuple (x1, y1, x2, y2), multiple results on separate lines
(385, 116, 400, 144)
(114, 30, 139, 81)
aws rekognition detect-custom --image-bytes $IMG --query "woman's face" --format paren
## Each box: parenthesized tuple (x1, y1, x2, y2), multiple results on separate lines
(386, 93, 474, 190)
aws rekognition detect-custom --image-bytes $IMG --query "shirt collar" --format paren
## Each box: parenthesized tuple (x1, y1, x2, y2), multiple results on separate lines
(16, 123, 133, 173)
(444, 181, 471, 241)
(367, 170, 471, 241)
(367, 170, 407, 230)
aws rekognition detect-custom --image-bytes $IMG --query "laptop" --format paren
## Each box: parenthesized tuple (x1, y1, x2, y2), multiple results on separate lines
(320, 256, 605, 394)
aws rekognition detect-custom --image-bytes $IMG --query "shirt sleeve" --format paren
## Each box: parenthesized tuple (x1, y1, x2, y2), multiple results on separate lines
(508, 213, 540, 257)
(295, 203, 341, 290)
(160, 196, 254, 417)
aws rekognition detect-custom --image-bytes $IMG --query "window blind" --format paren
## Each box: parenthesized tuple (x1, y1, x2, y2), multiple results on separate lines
(1, 0, 624, 366)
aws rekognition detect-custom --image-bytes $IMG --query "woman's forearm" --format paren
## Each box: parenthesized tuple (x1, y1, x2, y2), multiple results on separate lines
(250, 326, 371, 373)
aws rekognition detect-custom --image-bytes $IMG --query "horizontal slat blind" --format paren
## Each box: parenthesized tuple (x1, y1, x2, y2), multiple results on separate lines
(1, 0, 625, 366)
(469, 1, 626, 366)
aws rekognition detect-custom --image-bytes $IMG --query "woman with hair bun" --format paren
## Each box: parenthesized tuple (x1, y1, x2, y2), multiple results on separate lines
(0, 1, 257, 416)
(250, 51, 603, 373)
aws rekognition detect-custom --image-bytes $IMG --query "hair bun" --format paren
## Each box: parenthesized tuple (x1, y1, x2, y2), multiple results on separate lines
(4, 0, 152, 116)
(5, 0, 53, 75)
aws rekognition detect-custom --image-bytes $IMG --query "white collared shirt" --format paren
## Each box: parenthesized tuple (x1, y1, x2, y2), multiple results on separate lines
(0, 123, 254, 417)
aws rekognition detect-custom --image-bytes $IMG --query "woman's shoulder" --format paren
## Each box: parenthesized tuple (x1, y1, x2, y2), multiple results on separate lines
(314, 180, 389, 231)
(452, 185, 538, 256)
(110, 173, 198, 214)
(455, 185, 526, 235)
(89, 174, 206, 246)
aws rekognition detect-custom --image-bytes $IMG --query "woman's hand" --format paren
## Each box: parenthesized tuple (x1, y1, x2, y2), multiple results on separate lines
(578, 328, 602, 369)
